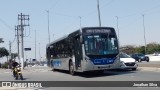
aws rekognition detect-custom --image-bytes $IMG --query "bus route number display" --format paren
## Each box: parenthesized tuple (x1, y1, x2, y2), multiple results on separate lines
(84, 29, 111, 34)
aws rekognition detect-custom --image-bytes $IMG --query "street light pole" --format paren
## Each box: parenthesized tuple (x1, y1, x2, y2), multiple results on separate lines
(142, 14, 147, 54)
(35, 30, 36, 61)
(46, 10, 51, 44)
(116, 16, 119, 39)
(39, 43, 41, 63)
(97, 0, 101, 27)
(79, 16, 82, 30)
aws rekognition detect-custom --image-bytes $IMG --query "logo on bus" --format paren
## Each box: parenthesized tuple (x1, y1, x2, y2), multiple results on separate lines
(52, 60, 61, 67)
(92, 58, 115, 65)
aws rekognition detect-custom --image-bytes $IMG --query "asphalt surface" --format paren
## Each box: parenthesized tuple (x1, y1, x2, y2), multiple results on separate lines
(0, 62, 160, 90)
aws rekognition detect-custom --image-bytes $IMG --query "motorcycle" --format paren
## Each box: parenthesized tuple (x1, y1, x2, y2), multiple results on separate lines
(13, 65, 23, 80)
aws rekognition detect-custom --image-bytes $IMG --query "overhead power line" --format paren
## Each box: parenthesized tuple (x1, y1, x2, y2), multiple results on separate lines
(119, 4, 160, 19)
(0, 18, 14, 31)
(49, 0, 61, 11)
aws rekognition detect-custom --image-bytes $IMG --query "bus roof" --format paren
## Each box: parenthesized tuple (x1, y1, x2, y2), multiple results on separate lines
(81, 26, 114, 30)
(46, 26, 115, 48)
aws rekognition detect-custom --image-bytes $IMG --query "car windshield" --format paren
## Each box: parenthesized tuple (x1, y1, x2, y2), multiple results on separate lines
(84, 34, 118, 55)
(120, 53, 131, 58)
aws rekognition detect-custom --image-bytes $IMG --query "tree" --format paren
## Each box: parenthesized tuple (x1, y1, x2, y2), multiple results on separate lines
(0, 47, 9, 58)
(120, 45, 136, 55)
(146, 42, 160, 54)
(121, 42, 160, 55)
(135, 46, 145, 54)
(11, 53, 18, 60)
(0, 38, 4, 43)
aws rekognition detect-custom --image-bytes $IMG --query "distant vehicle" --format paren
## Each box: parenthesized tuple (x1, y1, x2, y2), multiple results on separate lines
(118, 52, 138, 70)
(131, 53, 149, 62)
(46, 27, 120, 75)
(153, 52, 160, 56)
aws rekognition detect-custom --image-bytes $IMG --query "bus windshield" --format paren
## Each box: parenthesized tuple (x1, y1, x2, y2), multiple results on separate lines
(84, 34, 118, 56)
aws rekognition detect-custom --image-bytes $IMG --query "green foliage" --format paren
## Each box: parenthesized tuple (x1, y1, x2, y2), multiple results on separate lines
(120, 45, 136, 55)
(1, 62, 9, 69)
(135, 46, 145, 54)
(121, 42, 160, 54)
(146, 42, 160, 54)
(0, 47, 9, 58)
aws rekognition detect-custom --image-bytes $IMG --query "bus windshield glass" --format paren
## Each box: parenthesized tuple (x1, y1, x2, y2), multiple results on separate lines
(84, 34, 118, 56)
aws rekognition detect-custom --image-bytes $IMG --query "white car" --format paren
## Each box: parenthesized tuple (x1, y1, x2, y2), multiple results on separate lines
(119, 52, 138, 70)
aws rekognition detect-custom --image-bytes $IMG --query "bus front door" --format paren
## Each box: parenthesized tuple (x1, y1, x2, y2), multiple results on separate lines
(74, 37, 82, 70)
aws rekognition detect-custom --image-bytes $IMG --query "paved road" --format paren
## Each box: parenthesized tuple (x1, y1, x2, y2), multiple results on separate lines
(0, 66, 160, 90)
(1, 66, 160, 81)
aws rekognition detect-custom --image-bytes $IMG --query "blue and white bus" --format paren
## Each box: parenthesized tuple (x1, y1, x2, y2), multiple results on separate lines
(46, 27, 120, 75)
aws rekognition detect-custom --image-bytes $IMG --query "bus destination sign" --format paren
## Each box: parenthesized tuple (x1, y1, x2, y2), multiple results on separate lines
(84, 29, 111, 34)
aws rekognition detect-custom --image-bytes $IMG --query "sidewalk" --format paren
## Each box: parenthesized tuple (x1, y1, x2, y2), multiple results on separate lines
(0, 68, 11, 72)
(138, 62, 160, 72)
(22, 66, 51, 73)
(0, 66, 51, 73)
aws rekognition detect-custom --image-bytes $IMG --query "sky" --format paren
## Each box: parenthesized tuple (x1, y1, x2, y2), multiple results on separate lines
(0, 0, 160, 62)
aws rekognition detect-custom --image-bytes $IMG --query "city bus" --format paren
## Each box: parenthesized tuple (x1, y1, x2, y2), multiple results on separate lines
(46, 27, 120, 75)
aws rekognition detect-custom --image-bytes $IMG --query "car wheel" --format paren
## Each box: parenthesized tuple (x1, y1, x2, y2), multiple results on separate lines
(138, 59, 141, 62)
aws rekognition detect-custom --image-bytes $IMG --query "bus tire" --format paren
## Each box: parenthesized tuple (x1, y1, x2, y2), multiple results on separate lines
(69, 61, 75, 75)
(52, 67, 55, 71)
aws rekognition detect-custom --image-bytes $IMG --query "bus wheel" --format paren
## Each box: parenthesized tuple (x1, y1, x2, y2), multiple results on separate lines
(69, 62, 75, 75)
(52, 67, 55, 71)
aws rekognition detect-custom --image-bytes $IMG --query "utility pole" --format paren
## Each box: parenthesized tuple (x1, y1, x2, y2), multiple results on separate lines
(46, 10, 51, 43)
(9, 41, 12, 60)
(97, 0, 101, 27)
(39, 43, 41, 64)
(35, 30, 37, 62)
(15, 25, 20, 63)
(18, 13, 29, 69)
(116, 16, 119, 39)
(79, 16, 82, 30)
(142, 14, 147, 54)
